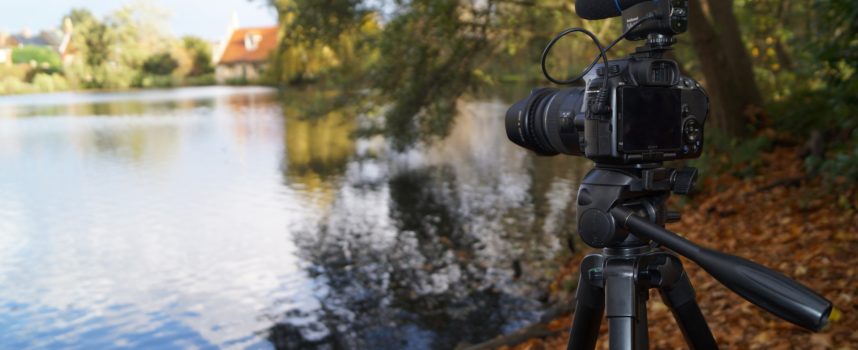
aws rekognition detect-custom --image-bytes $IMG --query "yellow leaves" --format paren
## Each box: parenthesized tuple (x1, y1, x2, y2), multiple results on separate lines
(546, 318, 570, 332)
(828, 307, 843, 324)
(501, 146, 857, 350)
(320, 46, 340, 66)
(518, 339, 546, 350)
(809, 333, 833, 348)
(751, 330, 775, 344)
(650, 299, 668, 313)
(833, 231, 857, 241)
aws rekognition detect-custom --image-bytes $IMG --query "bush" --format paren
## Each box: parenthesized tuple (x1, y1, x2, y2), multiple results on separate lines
(0, 64, 29, 81)
(11, 46, 61, 69)
(690, 129, 774, 179)
(142, 53, 179, 76)
(182, 36, 214, 77)
(184, 73, 216, 86)
(24, 66, 63, 83)
(0, 72, 70, 95)
(805, 129, 858, 187)
(31, 73, 69, 92)
(133, 74, 175, 88)
(0, 76, 33, 94)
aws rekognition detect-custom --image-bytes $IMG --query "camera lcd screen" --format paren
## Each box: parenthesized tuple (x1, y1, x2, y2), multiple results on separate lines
(620, 87, 682, 152)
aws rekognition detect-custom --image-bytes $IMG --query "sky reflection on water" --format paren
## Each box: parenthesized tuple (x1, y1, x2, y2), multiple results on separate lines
(0, 87, 587, 349)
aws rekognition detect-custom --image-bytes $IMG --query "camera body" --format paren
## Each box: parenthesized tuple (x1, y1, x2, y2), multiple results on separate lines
(505, 0, 707, 165)
(506, 56, 707, 164)
(583, 56, 707, 163)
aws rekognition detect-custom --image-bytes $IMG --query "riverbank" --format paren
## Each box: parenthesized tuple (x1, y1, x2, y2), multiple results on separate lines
(483, 146, 858, 349)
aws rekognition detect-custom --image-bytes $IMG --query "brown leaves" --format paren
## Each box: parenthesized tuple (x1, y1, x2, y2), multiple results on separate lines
(508, 146, 858, 349)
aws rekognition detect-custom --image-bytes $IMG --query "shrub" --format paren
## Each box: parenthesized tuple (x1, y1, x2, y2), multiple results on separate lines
(11, 46, 61, 69)
(31, 73, 69, 92)
(142, 53, 179, 76)
(805, 129, 858, 187)
(184, 73, 216, 86)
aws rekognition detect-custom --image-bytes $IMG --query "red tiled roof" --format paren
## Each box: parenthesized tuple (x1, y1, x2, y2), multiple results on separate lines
(218, 27, 279, 65)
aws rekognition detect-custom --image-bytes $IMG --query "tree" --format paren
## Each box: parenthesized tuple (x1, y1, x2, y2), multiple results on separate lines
(181, 36, 214, 77)
(106, 2, 174, 87)
(688, 0, 763, 138)
(267, 0, 590, 149)
(65, 8, 112, 88)
(142, 53, 179, 75)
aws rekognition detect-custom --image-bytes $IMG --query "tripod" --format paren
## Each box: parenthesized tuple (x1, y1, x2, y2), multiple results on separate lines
(565, 165, 832, 350)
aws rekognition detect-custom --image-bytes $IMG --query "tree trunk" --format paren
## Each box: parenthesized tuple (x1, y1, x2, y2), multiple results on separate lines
(687, 0, 762, 138)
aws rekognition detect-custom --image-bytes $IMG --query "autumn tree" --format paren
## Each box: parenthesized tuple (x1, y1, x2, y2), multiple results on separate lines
(64, 8, 112, 88)
(687, 0, 763, 138)
(182, 36, 214, 77)
(266, 0, 602, 148)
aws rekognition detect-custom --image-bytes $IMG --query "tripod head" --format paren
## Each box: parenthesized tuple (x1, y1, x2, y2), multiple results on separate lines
(577, 163, 696, 248)
(575, 165, 832, 332)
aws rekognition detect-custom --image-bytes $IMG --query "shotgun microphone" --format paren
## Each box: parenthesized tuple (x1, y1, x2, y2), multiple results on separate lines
(575, 0, 652, 20)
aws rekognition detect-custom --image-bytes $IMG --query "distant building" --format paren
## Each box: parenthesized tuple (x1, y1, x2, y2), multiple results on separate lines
(0, 21, 74, 66)
(0, 33, 14, 65)
(12, 29, 64, 48)
(213, 15, 278, 84)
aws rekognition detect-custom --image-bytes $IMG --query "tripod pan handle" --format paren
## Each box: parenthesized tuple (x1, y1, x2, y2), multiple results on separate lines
(611, 206, 833, 331)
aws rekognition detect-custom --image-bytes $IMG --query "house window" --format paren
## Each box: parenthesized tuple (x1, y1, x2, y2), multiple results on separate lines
(244, 33, 262, 51)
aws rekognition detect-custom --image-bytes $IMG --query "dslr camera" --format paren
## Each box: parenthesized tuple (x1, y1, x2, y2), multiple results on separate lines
(505, 0, 708, 165)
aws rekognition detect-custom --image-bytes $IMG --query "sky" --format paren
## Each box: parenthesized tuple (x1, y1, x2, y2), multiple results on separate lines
(0, 0, 278, 41)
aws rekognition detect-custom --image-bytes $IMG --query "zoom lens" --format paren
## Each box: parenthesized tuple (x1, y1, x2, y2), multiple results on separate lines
(505, 88, 586, 156)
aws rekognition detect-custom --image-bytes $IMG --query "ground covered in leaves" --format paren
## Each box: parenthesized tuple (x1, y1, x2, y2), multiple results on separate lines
(507, 147, 858, 350)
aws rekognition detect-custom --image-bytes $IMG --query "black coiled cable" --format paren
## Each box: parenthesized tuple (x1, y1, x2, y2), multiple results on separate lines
(540, 13, 659, 89)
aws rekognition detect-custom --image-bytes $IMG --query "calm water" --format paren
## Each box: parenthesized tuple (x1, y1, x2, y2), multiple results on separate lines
(0, 86, 588, 349)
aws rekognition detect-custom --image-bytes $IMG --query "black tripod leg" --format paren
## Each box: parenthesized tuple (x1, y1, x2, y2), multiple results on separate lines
(634, 289, 649, 350)
(567, 254, 605, 350)
(605, 257, 640, 350)
(658, 259, 718, 350)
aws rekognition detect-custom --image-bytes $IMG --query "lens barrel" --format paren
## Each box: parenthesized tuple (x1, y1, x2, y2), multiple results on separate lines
(505, 88, 585, 156)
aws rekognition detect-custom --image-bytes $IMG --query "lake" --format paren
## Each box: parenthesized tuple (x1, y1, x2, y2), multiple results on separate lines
(0, 86, 588, 349)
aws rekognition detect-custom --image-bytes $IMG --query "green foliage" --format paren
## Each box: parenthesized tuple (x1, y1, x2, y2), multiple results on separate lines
(735, 0, 857, 136)
(805, 130, 858, 187)
(271, 0, 367, 43)
(268, 0, 599, 149)
(142, 53, 179, 76)
(11, 46, 61, 69)
(134, 74, 175, 88)
(225, 76, 250, 86)
(184, 73, 216, 86)
(66, 8, 112, 88)
(369, 0, 490, 148)
(690, 129, 774, 179)
(269, 0, 379, 86)
(31, 73, 70, 92)
(262, 0, 858, 180)
(0, 73, 69, 94)
(737, 0, 858, 184)
(182, 36, 214, 77)
(0, 4, 227, 94)
(53, 4, 211, 91)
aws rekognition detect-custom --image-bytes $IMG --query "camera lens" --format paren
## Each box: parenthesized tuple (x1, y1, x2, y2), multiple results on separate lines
(505, 88, 585, 156)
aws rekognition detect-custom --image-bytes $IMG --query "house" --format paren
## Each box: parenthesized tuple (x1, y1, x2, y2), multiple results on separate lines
(213, 20, 278, 84)
(12, 29, 64, 49)
(0, 21, 74, 66)
(0, 33, 15, 65)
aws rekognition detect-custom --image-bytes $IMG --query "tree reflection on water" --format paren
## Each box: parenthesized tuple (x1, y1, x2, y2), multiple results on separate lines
(274, 99, 587, 349)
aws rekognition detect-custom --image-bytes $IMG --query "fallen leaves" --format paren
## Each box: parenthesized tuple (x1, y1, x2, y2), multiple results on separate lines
(508, 146, 858, 349)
